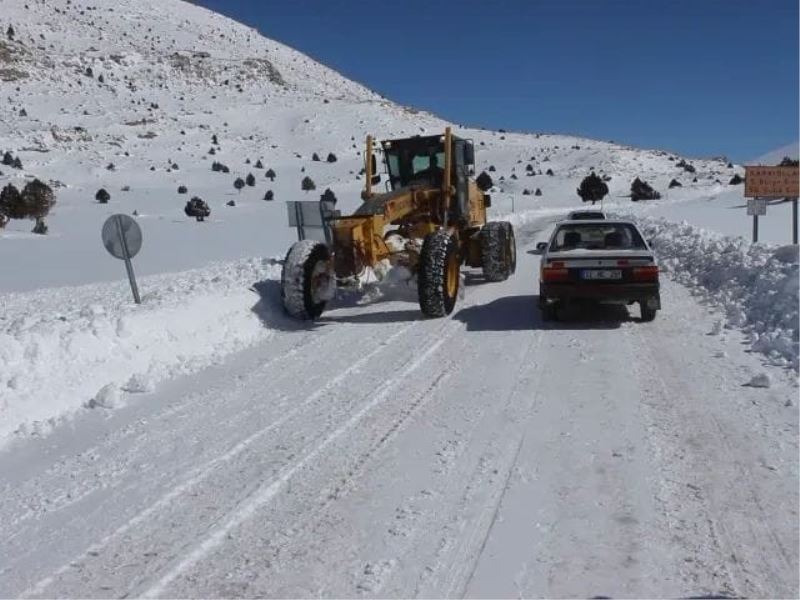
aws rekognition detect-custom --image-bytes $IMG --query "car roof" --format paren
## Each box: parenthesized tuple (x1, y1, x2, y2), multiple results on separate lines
(556, 219, 638, 227)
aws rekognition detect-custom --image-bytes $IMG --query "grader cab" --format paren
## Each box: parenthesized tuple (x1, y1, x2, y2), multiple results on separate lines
(281, 127, 516, 319)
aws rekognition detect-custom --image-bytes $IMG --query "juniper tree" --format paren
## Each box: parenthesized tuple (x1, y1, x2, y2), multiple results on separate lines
(320, 188, 337, 205)
(476, 171, 493, 191)
(630, 178, 661, 201)
(0, 183, 23, 218)
(576, 173, 608, 204)
(301, 176, 316, 191)
(21, 179, 55, 219)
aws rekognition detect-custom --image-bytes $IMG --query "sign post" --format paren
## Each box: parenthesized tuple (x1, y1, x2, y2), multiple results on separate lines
(744, 166, 800, 244)
(746, 198, 767, 242)
(102, 214, 143, 304)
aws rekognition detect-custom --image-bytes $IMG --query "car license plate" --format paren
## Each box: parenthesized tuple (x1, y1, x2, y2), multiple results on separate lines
(582, 269, 621, 280)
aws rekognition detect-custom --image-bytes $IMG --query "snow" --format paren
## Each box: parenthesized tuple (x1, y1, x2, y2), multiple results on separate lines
(1, 257, 281, 442)
(744, 373, 772, 389)
(613, 214, 799, 369)
(0, 218, 796, 598)
(0, 0, 797, 597)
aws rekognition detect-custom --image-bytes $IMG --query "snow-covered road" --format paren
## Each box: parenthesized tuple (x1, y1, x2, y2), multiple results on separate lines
(0, 219, 797, 598)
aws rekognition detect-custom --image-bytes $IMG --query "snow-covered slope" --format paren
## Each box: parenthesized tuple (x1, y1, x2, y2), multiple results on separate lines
(0, 0, 747, 292)
(749, 141, 800, 165)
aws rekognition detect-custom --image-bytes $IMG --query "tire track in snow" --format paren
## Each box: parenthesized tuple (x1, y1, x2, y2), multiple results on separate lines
(391, 325, 545, 598)
(625, 303, 797, 598)
(0, 322, 339, 536)
(21, 321, 420, 599)
(140, 326, 458, 599)
(204, 336, 469, 597)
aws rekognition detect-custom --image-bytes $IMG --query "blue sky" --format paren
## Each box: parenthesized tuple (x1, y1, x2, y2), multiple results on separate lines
(196, 0, 798, 162)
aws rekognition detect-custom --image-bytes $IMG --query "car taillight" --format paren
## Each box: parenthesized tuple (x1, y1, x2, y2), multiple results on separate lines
(631, 265, 659, 282)
(542, 267, 569, 282)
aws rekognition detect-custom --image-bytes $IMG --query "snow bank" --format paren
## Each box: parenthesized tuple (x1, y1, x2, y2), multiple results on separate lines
(622, 215, 799, 369)
(0, 258, 282, 446)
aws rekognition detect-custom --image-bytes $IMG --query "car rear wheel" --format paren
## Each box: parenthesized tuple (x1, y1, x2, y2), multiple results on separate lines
(539, 296, 558, 321)
(639, 302, 657, 322)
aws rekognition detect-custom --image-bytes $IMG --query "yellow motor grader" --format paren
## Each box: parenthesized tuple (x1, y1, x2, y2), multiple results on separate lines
(281, 127, 516, 319)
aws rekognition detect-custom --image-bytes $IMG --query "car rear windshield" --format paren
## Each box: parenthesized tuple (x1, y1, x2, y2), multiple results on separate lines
(550, 222, 647, 251)
(569, 212, 605, 220)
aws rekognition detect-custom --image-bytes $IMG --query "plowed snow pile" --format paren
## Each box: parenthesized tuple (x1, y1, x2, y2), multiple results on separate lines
(0, 258, 281, 442)
(629, 215, 799, 369)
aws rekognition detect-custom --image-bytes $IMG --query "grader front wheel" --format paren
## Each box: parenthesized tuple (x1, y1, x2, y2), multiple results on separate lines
(418, 230, 460, 318)
(281, 240, 336, 320)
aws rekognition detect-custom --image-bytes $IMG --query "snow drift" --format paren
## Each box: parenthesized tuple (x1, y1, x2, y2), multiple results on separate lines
(626, 215, 799, 369)
(0, 258, 282, 445)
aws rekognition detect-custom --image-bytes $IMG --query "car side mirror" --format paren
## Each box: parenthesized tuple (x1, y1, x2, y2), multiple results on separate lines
(647, 238, 654, 248)
(534, 242, 548, 254)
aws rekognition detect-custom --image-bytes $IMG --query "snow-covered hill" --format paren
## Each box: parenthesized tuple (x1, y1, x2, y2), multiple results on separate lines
(0, 0, 748, 292)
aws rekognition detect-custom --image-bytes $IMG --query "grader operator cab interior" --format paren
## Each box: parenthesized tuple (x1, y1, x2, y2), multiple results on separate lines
(281, 128, 516, 320)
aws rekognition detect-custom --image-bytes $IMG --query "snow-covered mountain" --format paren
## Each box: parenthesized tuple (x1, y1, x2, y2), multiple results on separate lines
(0, 0, 743, 292)
(750, 141, 800, 165)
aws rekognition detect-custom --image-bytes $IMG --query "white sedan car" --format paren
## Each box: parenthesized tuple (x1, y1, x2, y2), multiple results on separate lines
(537, 219, 660, 322)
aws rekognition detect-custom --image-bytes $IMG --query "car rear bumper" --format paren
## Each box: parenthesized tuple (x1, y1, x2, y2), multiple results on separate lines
(540, 282, 660, 306)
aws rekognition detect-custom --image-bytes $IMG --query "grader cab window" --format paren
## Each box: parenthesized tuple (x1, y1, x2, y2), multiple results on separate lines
(385, 144, 446, 189)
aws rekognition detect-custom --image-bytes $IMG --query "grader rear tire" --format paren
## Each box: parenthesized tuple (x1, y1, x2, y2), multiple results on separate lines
(281, 240, 335, 320)
(502, 221, 517, 275)
(418, 230, 460, 318)
(481, 221, 514, 282)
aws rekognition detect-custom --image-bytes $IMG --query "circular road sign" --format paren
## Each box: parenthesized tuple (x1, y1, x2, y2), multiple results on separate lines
(102, 214, 142, 260)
